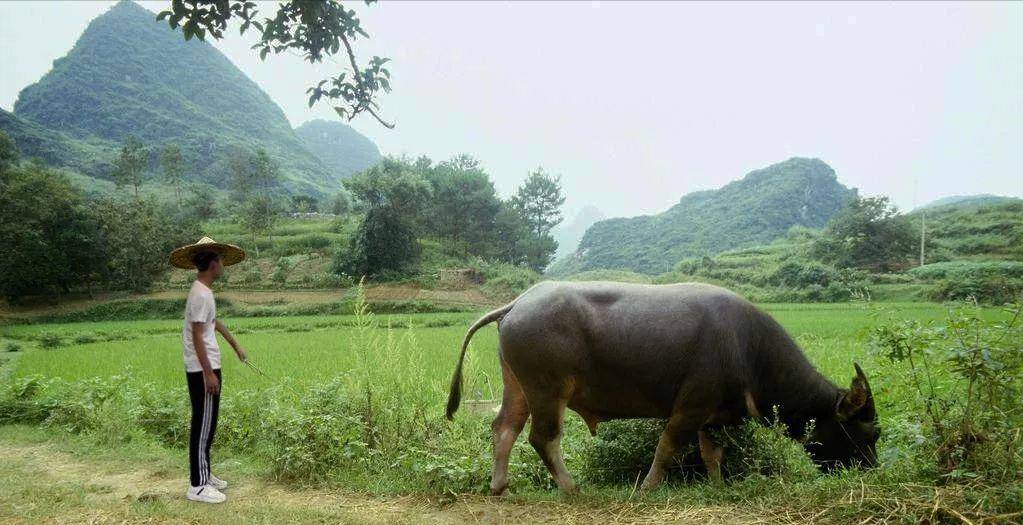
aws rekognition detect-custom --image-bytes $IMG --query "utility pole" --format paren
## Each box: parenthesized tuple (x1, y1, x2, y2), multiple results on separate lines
(919, 211, 926, 267)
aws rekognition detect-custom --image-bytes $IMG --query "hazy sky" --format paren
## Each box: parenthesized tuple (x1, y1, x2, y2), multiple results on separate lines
(1, 1, 1021, 219)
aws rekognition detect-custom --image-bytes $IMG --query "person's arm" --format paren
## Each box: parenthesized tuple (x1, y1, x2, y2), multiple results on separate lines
(215, 319, 247, 363)
(192, 322, 220, 394)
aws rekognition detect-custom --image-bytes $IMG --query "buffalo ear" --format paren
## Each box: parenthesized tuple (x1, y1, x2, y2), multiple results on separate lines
(837, 363, 872, 421)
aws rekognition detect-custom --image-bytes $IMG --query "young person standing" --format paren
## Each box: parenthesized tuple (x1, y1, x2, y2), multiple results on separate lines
(170, 237, 248, 504)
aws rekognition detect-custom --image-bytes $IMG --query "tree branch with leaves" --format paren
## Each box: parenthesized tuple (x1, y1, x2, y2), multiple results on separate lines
(157, 0, 394, 128)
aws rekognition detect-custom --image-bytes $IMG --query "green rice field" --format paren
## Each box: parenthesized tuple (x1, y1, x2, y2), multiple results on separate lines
(1, 300, 1020, 524)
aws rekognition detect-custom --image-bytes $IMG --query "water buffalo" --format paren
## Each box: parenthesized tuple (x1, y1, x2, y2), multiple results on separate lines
(446, 281, 879, 494)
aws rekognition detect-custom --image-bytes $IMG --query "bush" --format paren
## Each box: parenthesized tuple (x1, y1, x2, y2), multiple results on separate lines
(38, 333, 64, 348)
(579, 419, 672, 484)
(4, 341, 21, 352)
(870, 301, 1023, 480)
(769, 260, 837, 288)
(714, 411, 817, 481)
(931, 277, 1023, 305)
(909, 261, 1023, 282)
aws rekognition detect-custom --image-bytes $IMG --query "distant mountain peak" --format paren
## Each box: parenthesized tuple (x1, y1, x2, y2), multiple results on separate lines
(563, 158, 856, 274)
(2, 0, 379, 195)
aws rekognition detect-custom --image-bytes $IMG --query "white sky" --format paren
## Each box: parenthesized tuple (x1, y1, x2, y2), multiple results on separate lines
(1, 1, 1021, 219)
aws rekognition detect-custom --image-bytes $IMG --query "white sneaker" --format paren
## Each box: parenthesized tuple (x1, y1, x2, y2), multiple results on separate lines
(186, 485, 226, 504)
(208, 474, 228, 491)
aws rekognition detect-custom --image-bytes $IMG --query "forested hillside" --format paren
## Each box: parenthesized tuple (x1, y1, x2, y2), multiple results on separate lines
(558, 157, 856, 274)
(4, 1, 358, 195)
(295, 120, 382, 181)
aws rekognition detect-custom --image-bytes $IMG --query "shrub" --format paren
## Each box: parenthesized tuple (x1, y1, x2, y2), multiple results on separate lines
(38, 333, 64, 348)
(931, 277, 1023, 305)
(579, 419, 672, 484)
(769, 260, 837, 288)
(714, 411, 817, 481)
(870, 301, 1023, 480)
(4, 341, 21, 353)
(73, 334, 98, 345)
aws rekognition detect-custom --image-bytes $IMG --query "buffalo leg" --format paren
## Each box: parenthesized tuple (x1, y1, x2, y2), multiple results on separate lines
(698, 429, 724, 483)
(527, 396, 577, 493)
(641, 409, 708, 491)
(490, 359, 530, 496)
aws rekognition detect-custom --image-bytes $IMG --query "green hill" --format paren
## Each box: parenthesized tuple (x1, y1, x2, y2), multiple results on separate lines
(294, 120, 382, 180)
(558, 157, 857, 274)
(0, 108, 116, 177)
(910, 199, 1023, 261)
(916, 194, 1020, 212)
(5, 1, 348, 195)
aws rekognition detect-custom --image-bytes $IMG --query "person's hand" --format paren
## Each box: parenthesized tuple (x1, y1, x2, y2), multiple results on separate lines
(204, 371, 221, 395)
(235, 346, 248, 363)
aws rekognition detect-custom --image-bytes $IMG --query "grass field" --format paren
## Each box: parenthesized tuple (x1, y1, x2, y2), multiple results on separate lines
(2, 299, 1021, 523)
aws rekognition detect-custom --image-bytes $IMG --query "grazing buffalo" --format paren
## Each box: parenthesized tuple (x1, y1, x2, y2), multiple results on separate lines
(446, 281, 879, 495)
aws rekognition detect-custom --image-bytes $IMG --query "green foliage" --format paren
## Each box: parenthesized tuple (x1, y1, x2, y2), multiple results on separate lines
(158, 143, 185, 204)
(870, 302, 1023, 480)
(931, 278, 1023, 305)
(0, 130, 18, 170)
(90, 197, 200, 292)
(814, 196, 917, 271)
(715, 413, 818, 481)
(424, 155, 503, 257)
(334, 207, 421, 278)
(334, 157, 433, 277)
(913, 200, 1023, 261)
(575, 158, 857, 274)
(511, 167, 565, 271)
(579, 419, 671, 484)
(909, 261, 1023, 281)
(0, 162, 101, 302)
(230, 148, 283, 248)
(110, 135, 148, 199)
(158, 1, 395, 127)
(465, 259, 539, 302)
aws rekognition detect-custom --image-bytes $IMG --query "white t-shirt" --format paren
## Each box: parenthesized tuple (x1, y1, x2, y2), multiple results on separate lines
(182, 280, 220, 372)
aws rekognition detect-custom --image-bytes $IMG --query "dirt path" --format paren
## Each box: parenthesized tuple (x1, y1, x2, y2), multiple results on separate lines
(0, 437, 776, 525)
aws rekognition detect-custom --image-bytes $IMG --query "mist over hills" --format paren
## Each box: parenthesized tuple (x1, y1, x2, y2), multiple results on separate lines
(295, 120, 382, 181)
(2, 1, 379, 195)
(553, 206, 606, 260)
(555, 158, 857, 275)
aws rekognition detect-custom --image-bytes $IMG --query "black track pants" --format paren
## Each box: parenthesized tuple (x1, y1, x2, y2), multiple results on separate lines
(186, 369, 221, 488)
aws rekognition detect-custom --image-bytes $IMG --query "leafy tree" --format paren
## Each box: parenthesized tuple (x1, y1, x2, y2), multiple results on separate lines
(330, 190, 354, 215)
(291, 194, 319, 213)
(159, 143, 186, 205)
(157, 0, 394, 128)
(335, 156, 431, 276)
(512, 167, 565, 271)
(813, 196, 916, 271)
(111, 135, 148, 200)
(333, 207, 419, 278)
(490, 201, 532, 265)
(0, 162, 102, 302)
(425, 154, 502, 256)
(91, 197, 199, 292)
(230, 148, 283, 250)
(343, 156, 432, 214)
(184, 183, 219, 221)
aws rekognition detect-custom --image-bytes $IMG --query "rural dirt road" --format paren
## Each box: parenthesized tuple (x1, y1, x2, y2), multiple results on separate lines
(0, 437, 793, 525)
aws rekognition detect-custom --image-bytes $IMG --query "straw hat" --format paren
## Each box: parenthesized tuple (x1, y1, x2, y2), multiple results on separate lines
(169, 236, 246, 269)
